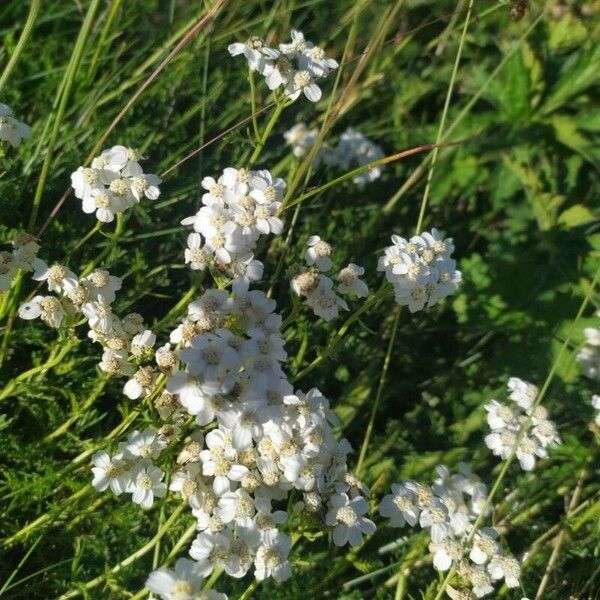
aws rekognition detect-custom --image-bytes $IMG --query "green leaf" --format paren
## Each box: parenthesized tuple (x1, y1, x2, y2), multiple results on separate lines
(548, 13, 588, 52)
(543, 45, 600, 114)
(558, 204, 597, 229)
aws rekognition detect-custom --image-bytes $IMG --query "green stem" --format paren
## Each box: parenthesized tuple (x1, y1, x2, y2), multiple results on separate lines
(248, 69, 260, 140)
(415, 0, 474, 234)
(28, 0, 101, 232)
(356, 306, 402, 476)
(0, 0, 41, 94)
(247, 100, 287, 166)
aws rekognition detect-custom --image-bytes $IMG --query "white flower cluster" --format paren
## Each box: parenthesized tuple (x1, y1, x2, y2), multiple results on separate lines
(181, 167, 284, 293)
(0, 232, 44, 293)
(379, 465, 522, 598)
(146, 558, 227, 600)
(17, 259, 155, 392)
(70, 145, 162, 223)
(284, 124, 385, 185)
(89, 285, 372, 585)
(577, 317, 600, 380)
(0, 102, 31, 147)
(377, 228, 461, 312)
(484, 377, 560, 471)
(290, 236, 369, 321)
(91, 428, 167, 509)
(228, 30, 338, 102)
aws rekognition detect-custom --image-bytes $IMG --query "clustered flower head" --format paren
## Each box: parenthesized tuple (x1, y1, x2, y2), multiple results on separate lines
(290, 236, 369, 321)
(377, 228, 461, 312)
(0, 232, 44, 293)
(577, 316, 600, 380)
(86, 282, 372, 587)
(284, 124, 385, 185)
(181, 167, 283, 292)
(71, 145, 162, 223)
(0, 102, 31, 147)
(379, 465, 522, 598)
(228, 30, 338, 102)
(484, 377, 560, 471)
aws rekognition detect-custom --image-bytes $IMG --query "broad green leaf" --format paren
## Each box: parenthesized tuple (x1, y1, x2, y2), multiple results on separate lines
(558, 204, 596, 229)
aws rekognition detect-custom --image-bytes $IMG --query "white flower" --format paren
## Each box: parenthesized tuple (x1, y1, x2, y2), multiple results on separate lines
(334, 128, 384, 185)
(487, 555, 521, 588)
(305, 236, 332, 271)
(124, 428, 167, 460)
(200, 428, 249, 495)
(0, 103, 31, 147)
(32, 263, 77, 294)
(130, 465, 167, 509)
(18, 295, 64, 328)
(468, 565, 495, 598)
(419, 497, 450, 542)
(326, 493, 376, 547)
(179, 331, 240, 393)
(379, 483, 419, 527)
(306, 276, 348, 321)
(228, 36, 268, 71)
(429, 537, 463, 571)
(469, 528, 500, 565)
(146, 558, 214, 600)
(484, 399, 516, 431)
(254, 530, 292, 581)
(129, 172, 161, 201)
(337, 263, 368, 297)
(90, 451, 130, 495)
(82, 269, 122, 303)
(185, 233, 211, 271)
(507, 377, 538, 412)
(81, 189, 121, 222)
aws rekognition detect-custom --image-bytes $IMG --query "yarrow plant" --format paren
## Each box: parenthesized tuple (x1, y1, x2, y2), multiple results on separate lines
(228, 30, 338, 102)
(181, 167, 284, 291)
(377, 228, 461, 312)
(6, 12, 587, 600)
(284, 123, 385, 185)
(70, 145, 162, 222)
(379, 465, 523, 598)
(484, 377, 560, 471)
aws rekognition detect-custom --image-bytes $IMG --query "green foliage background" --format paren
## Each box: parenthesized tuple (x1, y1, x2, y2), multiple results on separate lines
(0, 0, 599, 598)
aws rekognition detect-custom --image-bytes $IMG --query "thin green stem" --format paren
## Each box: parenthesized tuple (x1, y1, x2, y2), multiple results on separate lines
(0, 0, 41, 94)
(248, 69, 260, 140)
(356, 306, 402, 476)
(247, 100, 287, 166)
(415, 0, 473, 235)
